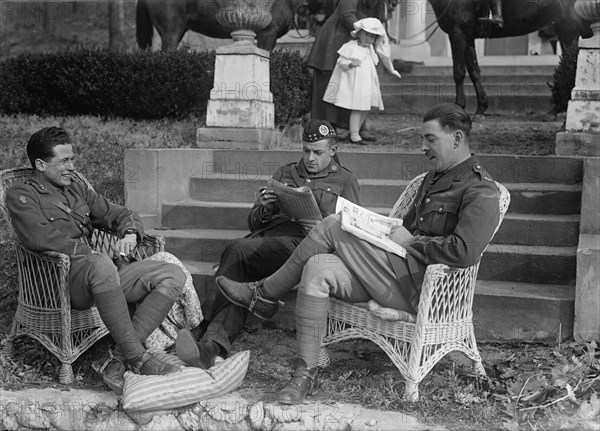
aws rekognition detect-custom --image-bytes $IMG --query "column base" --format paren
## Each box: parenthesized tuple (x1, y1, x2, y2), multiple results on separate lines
(206, 99, 275, 130)
(196, 127, 282, 150)
(390, 40, 431, 64)
(555, 131, 600, 157)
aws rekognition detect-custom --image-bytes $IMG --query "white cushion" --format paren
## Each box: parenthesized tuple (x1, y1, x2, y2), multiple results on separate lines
(121, 351, 249, 412)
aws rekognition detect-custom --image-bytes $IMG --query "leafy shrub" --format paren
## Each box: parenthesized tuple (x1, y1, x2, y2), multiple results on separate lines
(550, 40, 578, 113)
(0, 48, 312, 125)
(0, 49, 215, 119)
(270, 50, 312, 126)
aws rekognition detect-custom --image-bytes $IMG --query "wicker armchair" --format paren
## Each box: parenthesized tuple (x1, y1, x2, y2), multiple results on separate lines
(0, 167, 164, 384)
(319, 172, 511, 401)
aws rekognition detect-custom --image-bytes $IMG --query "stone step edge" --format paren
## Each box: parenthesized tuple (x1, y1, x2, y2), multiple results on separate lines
(181, 260, 574, 302)
(149, 229, 578, 256)
(190, 175, 582, 192)
(160, 200, 583, 220)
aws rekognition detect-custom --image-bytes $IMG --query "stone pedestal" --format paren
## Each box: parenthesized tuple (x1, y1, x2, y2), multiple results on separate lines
(389, 0, 431, 63)
(555, 22, 600, 156)
(574, 158, 600, 342)
(197, 43, 280, 149)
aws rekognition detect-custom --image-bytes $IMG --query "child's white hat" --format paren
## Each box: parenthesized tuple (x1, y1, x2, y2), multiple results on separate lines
(351, 17, 386, 38)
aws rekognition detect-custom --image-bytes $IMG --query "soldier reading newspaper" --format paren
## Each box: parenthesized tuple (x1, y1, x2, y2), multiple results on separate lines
(216, 103, 501, 405)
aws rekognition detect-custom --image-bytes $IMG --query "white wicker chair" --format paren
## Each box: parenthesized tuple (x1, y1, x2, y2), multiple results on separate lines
(0, 167, 164, 384)
(319, 172, 511, 401)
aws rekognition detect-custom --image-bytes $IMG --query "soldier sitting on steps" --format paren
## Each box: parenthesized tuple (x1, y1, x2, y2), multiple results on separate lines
(214, 103, 502, 405)
(174, 119, 361, 369)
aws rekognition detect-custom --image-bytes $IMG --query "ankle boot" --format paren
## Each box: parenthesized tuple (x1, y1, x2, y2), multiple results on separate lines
(175, 329, 220, 369)
(278, 359, 319, 405)
(215, 276, 282, 320)
(129, 351, 180, 375)
(92, 348, 127, 395)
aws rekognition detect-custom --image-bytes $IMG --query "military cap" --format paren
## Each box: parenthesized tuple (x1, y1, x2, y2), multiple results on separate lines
(302, 119, 337, 143)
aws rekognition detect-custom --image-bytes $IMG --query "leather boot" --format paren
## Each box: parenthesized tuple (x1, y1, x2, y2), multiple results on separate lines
(175, 329, 220, 369)
(215, 276, 282, 320)
(278, 359, 319, 405)
(92, 348, 127, 395)
(129, 351, 180, 375)
(479, 0, 503, 27)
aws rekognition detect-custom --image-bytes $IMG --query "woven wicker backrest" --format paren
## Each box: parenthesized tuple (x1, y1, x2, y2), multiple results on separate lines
(389, 172, 427, 219)
(388, 173, 511, 249)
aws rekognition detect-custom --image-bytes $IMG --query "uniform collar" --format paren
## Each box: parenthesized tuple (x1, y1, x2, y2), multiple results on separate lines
(296, 158, 340, 179)
(427, 155, 482, 191)
(446, 154, 481, 180)
(28, 170, 68, 194)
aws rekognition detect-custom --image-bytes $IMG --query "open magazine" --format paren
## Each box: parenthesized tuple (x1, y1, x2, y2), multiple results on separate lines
(268, 179, 323, 221)
(335, 197, 407, 258)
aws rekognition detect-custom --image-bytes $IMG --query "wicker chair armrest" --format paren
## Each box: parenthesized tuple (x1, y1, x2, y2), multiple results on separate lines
(134, 234, 165, 259)
(20, 245, 71, 267)
(415, 263, 479, 326)
(14, 242, 72, 309)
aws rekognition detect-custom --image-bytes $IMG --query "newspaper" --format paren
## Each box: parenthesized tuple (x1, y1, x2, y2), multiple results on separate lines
(335, 197, 407, 258)
(268, 179, 323, 220)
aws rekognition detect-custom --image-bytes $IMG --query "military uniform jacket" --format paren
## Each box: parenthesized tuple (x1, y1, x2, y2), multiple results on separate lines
(6, 171, 144, 256)
(247, 158, 360, 237)
(389, 155, 501, 310)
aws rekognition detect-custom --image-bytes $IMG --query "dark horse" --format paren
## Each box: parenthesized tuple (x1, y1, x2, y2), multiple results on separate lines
(428, 0, 592, 115)
(136, 0, 313, 52)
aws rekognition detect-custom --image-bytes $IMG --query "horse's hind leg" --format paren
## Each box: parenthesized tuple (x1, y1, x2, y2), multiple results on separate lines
(465, 37, 488, 116)
(448, 33, 468, 110)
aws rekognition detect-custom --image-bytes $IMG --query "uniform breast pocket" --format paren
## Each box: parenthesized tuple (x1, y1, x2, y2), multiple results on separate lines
(313, 183, 342, 214)
(423, 200, 460, 235)
(42, 208, 72, 226)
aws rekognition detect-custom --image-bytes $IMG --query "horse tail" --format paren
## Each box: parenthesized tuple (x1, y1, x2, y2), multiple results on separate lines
(136, 0, 154, 50)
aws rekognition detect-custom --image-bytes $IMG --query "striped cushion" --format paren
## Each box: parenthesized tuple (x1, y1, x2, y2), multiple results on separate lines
(121, 350, 250, 412)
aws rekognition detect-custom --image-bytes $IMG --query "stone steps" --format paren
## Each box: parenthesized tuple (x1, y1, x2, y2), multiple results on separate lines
(207, 151, 583, 184)
(404, 64, 557, 77)
(377, 65, 555, 114)
(160, 204, 579, 247)
(190, 176, 582, 214)
(149, 227, 576, 286)
(178, 258, 574, 342)
(148, 149, 582, 342)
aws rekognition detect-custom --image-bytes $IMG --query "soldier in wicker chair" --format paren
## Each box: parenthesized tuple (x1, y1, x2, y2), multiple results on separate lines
(215, 103, 502, 404)
(6, 127, 186, 394)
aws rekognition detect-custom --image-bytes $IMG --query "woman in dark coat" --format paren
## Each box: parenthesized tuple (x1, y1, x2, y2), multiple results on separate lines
(307, 0, 393, 134)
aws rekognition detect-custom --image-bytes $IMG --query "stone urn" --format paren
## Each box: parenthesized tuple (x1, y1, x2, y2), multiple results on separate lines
(215, 0, 273, 43)
(574, 0, 600, 24)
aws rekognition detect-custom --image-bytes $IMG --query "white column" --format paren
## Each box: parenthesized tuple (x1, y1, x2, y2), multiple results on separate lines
(389, 0, 431, 63)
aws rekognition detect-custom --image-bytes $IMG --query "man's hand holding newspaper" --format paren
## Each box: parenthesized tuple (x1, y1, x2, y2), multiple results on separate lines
(336, 197, 411, 258)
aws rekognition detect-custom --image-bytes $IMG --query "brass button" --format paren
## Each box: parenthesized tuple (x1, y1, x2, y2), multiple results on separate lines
(327, 187, 331, 191)
(425, 198, 431, 204)
(306, 179, 311, 183)
(419, 217, 424, 222)
(438, 207, 443, 212)
(49, 217, 54, 221)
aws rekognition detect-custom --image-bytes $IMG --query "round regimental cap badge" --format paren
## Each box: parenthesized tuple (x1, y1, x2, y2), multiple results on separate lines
(303, 119, 337, 143)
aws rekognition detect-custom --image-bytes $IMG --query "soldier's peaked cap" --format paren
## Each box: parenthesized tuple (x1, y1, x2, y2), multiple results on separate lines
(303, 119, 337, 143)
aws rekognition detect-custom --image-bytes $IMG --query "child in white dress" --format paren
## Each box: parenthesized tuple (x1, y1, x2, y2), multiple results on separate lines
(323, 17, 401, 145)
